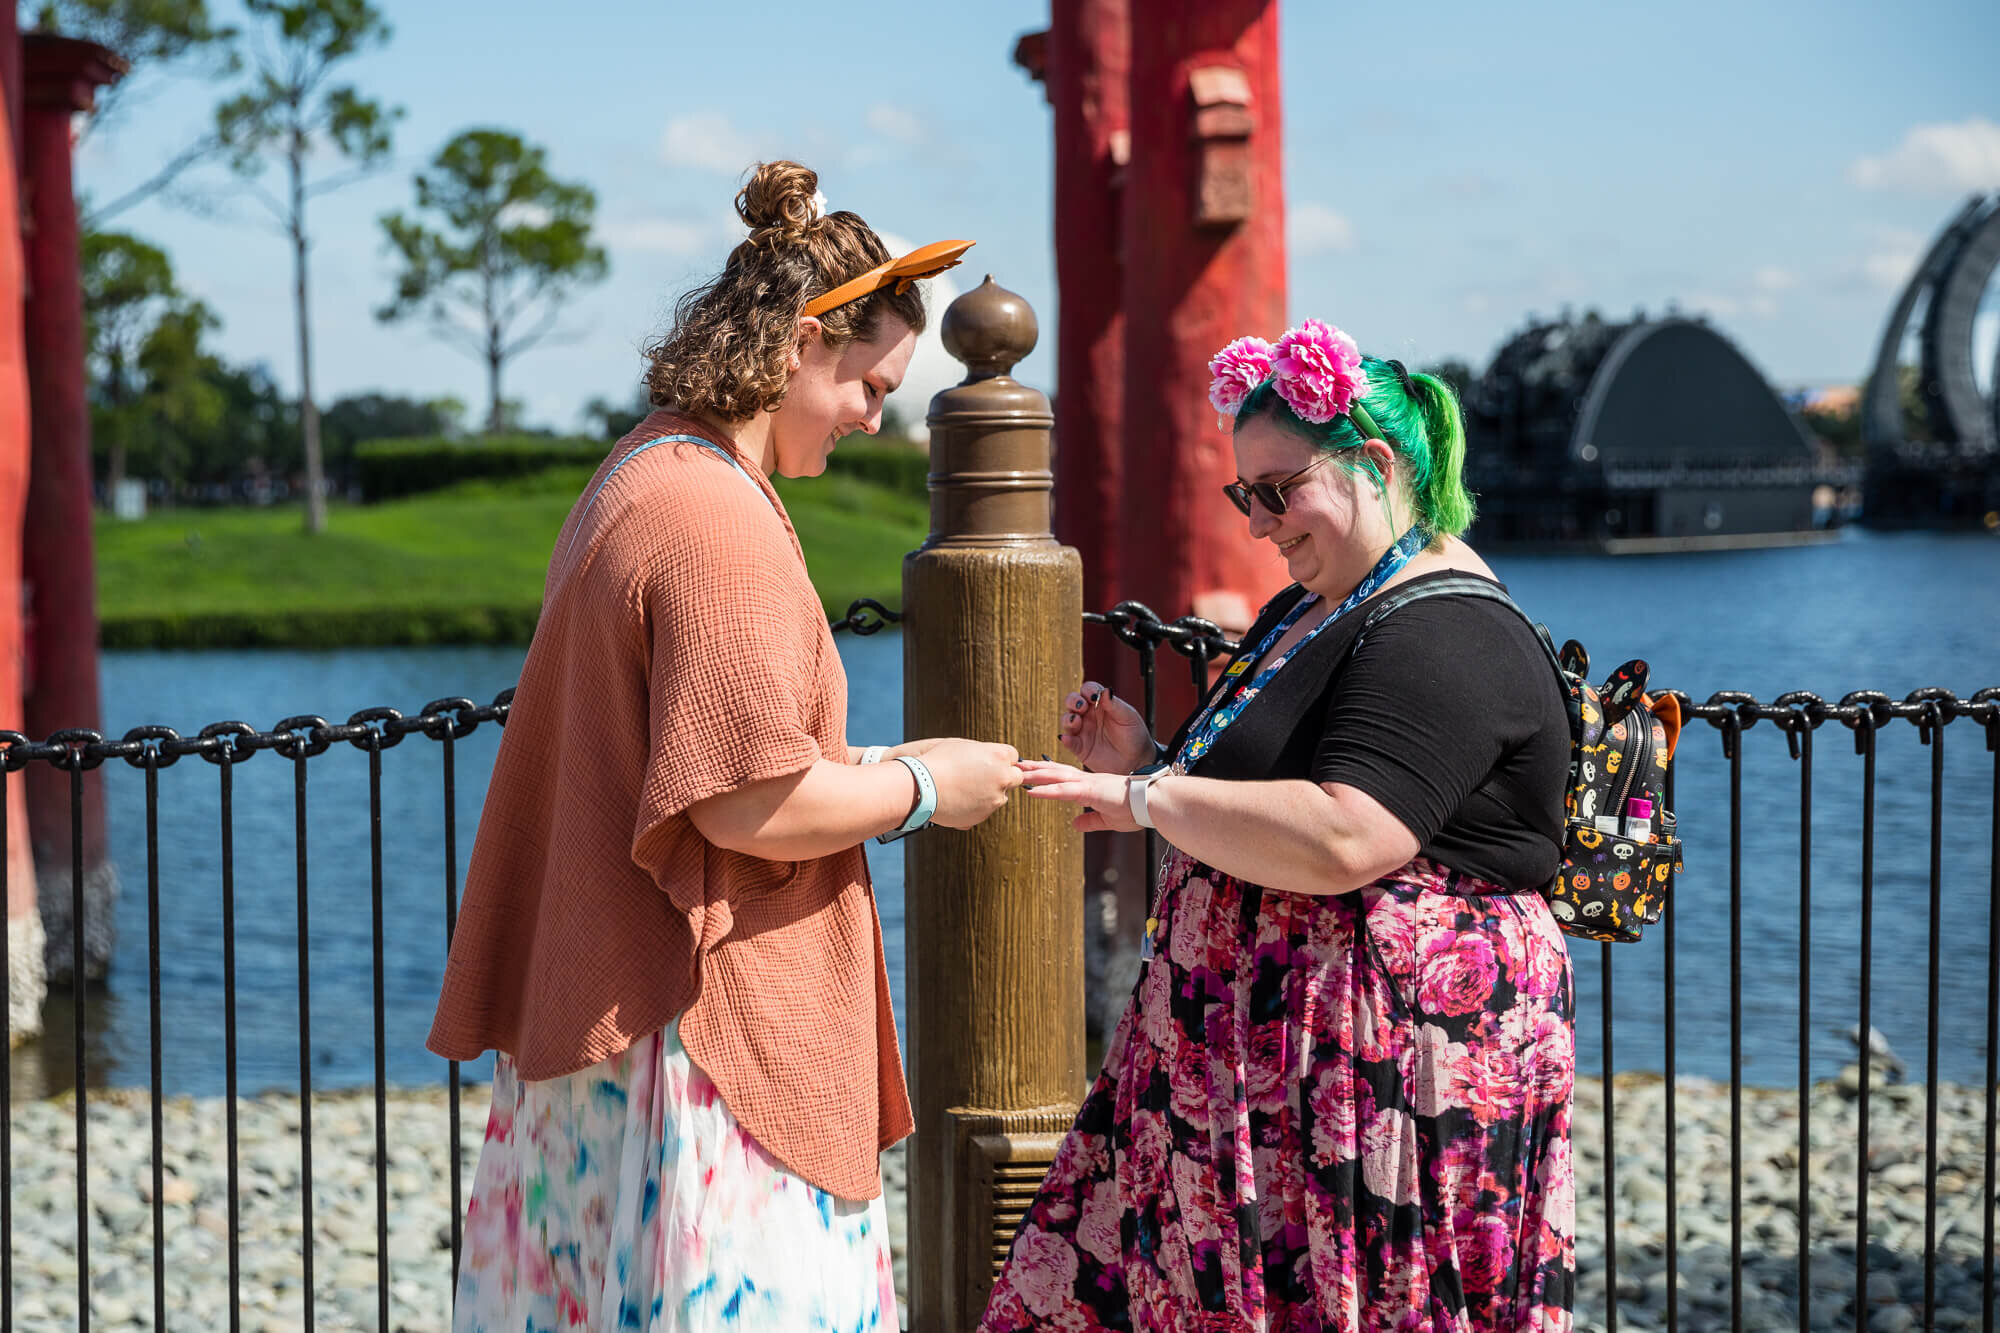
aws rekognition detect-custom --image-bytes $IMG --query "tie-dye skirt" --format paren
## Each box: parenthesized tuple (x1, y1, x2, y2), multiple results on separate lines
(979, 852, 1576, 1333)
(451, 1019, 897, 1331)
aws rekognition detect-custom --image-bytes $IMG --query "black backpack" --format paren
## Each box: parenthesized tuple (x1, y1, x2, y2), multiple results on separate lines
(1353, 577, 1684, 943)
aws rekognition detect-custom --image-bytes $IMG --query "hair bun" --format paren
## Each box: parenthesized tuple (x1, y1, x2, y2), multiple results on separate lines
(737, 160, 821, 241)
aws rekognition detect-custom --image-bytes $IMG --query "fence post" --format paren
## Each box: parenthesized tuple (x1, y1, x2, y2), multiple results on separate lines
(903, 276, 1084, 1331)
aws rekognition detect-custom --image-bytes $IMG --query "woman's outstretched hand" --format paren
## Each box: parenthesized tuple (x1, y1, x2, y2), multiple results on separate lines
(1059, 682, 1155, 775)
(1017, 759, 1141, 834)
(922, 740, 1026, 829)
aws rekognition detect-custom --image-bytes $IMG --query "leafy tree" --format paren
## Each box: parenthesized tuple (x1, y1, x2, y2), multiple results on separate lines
(320, 391, 464, 480)
(133, 358, 296, 499)
(119, 302, 226, 485)
(184, 361, 297, 491)
(579, 385, 651, 441)
(81, 229, 222, 492)
(25, 0, 225, 71)
(213, 0, 398, 533)
(322, 391, 464, 444)
(377, 128, 608, 433)
(28, 1, 238, 223)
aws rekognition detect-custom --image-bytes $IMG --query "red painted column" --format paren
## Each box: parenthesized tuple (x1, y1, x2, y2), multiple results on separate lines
(1, 9, 47, 1040)
(1117, 1, 1288, 728)
(1, 6, 20, 168)
(1021, 0, 1130, 662)
(21, 35, 122, 985)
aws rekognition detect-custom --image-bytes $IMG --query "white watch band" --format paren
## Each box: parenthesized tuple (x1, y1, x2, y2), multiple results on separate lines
(860, 744, 889, 765)
(1129, 767, 1168, 829)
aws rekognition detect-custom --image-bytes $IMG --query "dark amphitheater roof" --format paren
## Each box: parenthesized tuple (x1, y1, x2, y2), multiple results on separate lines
(1466, 313, 1817, 468)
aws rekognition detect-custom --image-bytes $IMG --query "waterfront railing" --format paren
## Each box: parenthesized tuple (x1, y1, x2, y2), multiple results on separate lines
(3, 598, 1995, 1333)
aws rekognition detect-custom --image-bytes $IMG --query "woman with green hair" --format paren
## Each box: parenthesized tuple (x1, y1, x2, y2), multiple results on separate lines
(986, 320, 1577, 1331)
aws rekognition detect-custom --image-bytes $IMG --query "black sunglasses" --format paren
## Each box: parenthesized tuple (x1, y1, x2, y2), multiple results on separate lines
(1222, 452, 1336, 517)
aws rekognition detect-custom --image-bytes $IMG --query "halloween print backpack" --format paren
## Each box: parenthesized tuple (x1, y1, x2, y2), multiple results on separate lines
(1353, 577, 1684, 943)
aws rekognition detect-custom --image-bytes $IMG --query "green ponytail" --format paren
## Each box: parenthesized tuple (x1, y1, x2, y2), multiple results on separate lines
(1404, 372, 1476, 536)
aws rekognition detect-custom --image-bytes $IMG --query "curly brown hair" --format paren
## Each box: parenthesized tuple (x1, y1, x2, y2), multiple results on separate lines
(644, 161, 929, 421)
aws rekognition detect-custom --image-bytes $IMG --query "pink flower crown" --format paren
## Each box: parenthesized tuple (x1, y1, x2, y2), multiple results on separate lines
(1207, 319, 1382, 439)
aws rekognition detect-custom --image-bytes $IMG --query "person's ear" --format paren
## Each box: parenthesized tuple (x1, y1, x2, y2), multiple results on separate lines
(790, 314, 824, 373)
(1361, 437, 1396, 488)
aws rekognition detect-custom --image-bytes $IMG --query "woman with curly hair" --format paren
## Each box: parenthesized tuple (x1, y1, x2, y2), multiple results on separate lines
(984, 321, 1576, 1332)
(430, 160, 1020, 1331)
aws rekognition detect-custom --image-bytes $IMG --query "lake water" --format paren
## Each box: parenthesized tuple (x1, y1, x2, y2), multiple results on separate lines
(19, 529, 1998, 1101)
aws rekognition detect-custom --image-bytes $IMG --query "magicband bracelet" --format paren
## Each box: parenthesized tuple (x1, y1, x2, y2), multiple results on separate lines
(878, 754, 938, 843)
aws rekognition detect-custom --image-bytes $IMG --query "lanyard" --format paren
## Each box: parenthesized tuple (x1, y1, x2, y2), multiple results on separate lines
(559, 433, 774, 567)
(687, 438, 773, 506)
(1174, 525, 1428, 771)
(1141, 524, 1428, 963)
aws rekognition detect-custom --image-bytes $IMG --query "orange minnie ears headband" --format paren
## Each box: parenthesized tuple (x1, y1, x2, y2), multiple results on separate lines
(801, 239, 975, 318)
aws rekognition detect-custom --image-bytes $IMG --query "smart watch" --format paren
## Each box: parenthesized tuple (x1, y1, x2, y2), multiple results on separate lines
(1128, 761, 1173, 830)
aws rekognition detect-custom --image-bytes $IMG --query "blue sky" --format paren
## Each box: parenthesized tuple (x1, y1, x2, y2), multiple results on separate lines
(69, 0, 2000, 434)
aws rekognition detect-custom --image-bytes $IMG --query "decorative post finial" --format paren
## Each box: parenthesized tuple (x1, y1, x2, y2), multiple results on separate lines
(925, 278, 1056, 547)
(941, 276, 1038, 382)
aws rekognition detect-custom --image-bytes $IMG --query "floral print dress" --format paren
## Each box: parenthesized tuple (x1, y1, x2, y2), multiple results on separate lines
(978, 851, 1576, 1332)
(452, 1018, 898, 1332)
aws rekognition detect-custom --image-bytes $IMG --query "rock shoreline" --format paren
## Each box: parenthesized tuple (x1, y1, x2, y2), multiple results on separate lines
(4, 1071, 1992, 1331)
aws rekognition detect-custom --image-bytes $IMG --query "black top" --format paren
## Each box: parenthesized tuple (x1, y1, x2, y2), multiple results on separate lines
(1164, 571, 1568, 892)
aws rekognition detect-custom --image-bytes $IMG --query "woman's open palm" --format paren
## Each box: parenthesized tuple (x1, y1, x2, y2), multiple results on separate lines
(1059, 681, 1155, 775)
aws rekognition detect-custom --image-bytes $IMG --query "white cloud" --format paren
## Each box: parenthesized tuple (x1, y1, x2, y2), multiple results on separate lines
(1847, 117, 2000, 194)
(1289, 202, 1355, 256)
(1848, 226, 1926, 291)
(1751, 266, 1797, 294)
(1680, 264, 1799, 321)
(866, 104, 925, 146)
(599, 218, 722, 257)
(659, 112, 765, 173)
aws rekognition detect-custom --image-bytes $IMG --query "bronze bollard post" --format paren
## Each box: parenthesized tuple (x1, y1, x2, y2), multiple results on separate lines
(904, 277, 1085, 1330)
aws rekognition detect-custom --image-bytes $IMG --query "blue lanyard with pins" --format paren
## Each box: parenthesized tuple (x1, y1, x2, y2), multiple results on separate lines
(1141, 523, 1428, 960)
(1173, 524, 1428, 771)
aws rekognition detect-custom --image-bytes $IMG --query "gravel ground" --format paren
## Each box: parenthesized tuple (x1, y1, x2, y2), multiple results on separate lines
(4, 1066, 1992, 1330)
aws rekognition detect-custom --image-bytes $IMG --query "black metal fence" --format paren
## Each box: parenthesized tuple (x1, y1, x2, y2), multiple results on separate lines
(1, 599, 1995, 1332)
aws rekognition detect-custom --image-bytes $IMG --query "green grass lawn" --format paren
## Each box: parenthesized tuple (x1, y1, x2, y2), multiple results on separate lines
(96, 466, 928, 648)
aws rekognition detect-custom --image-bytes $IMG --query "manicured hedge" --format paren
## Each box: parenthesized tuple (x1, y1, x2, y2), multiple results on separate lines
(99, 604, 545, 650)
(355, 434, 929, 502)
(356, 435, 604, 501)
(823, 441, 929, 500)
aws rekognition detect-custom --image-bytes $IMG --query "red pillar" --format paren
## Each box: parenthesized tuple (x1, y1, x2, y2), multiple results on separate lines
(21, 35, 122, 985)
(1117, 1, 1288, 728)
(2, 9, 47, 1038)
(1, 6, 20, 168)
(1019, 0, 1130, 669)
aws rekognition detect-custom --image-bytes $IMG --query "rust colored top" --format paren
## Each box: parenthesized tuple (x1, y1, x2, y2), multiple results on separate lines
(427, 410, 912, 1200)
